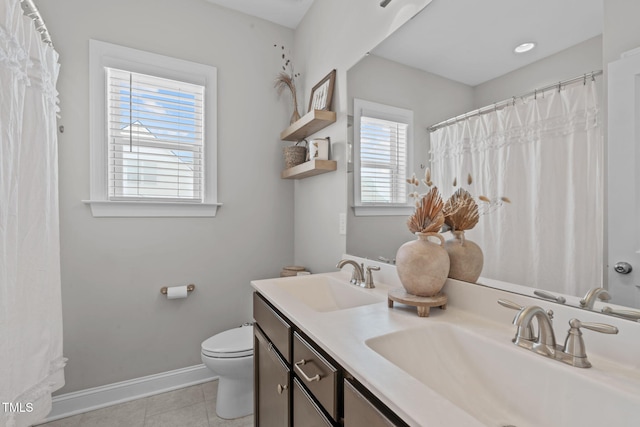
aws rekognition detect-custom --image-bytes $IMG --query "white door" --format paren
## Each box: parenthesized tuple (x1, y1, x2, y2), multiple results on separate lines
(607, 48, 640, 309)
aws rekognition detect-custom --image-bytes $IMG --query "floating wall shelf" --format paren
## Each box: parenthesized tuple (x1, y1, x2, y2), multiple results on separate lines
(280, 110, 337, 141)
(281, 159, 337, 180)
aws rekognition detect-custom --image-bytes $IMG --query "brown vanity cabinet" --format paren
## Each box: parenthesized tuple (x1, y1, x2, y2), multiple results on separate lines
(293, 378, 334, 426)
(253, 291, 407, 427)
(254, 327, 290, 426)
(292, 332, 339, 421)
(344, 378, 402, 427)
(253, 293, 292, 427)
(253, 292, 292, 362)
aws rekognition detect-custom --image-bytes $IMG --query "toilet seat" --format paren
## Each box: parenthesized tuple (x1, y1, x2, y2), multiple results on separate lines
(202, 326, 253, 358)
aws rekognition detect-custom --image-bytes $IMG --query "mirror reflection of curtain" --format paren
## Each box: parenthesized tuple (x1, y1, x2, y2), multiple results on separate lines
(0, 1, 65, 426)
(430, 81, 602, 296)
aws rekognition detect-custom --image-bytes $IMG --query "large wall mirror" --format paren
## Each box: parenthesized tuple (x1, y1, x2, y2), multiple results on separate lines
(346, 0, 640, 317)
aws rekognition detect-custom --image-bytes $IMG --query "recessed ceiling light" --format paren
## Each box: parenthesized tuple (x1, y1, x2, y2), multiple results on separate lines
(514, 42, 536, 54)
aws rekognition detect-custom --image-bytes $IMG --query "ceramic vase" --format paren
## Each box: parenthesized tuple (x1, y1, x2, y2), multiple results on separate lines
(290, 108, 301, 125)
(444, 230, 483, 283)
(290, 88, 301, 124)
(395, 232, 450, 297)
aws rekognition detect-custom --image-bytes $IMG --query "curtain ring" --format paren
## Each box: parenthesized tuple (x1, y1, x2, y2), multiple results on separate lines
(557, 82, 562, 93)
(534, 89, 537, 100)
(583, 74, 587, 85)
(591, 72, 596, 82)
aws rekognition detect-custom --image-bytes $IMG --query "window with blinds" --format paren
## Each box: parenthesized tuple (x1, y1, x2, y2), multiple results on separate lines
(107, 68, 204, 202)
(359, 115, 408, 204)
(353, 99, 413, 216)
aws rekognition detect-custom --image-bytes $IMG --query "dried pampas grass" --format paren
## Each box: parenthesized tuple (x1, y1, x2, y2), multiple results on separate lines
(444, 188, 479, 231)
(275, 72, 296, 97)
(407, 187, 445, 234)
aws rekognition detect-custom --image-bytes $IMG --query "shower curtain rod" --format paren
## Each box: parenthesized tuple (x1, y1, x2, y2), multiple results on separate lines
(427, 69, 603, 132)
(20, 0, 52, 46)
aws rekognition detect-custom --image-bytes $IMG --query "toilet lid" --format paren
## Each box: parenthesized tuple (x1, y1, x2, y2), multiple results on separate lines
(201, 326, 253, 358)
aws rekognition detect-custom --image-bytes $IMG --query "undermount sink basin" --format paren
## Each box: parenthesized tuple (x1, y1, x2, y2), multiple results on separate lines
(366, 323, 640, 427)
(272, 274, 382, 312)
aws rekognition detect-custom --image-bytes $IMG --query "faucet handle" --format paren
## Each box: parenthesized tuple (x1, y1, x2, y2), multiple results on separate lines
(497, 299, 523, 311)
(601, 306, 640, 320)
(498, 299, 553, 319)
(364, 266, 380, 289)
(562, 318, 619, 368)
(533, 289, 566, 304)
(570, 319, 618, 335)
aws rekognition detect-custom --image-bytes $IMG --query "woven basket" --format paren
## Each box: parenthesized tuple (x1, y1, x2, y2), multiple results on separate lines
(284, 146, 307, 169)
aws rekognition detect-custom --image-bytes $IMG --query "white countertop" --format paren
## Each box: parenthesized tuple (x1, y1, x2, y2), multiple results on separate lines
(251, 256, 640, 427)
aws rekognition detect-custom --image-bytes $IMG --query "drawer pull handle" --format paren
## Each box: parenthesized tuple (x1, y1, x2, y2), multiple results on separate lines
(277, 384, 288, 394)
(294, 359, 321, 383)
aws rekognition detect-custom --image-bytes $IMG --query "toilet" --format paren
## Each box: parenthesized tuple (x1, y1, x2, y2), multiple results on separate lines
(201, 325, 254, 419)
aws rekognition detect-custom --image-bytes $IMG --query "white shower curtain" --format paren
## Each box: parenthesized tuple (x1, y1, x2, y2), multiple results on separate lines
(1, 1, 65, 426)
(430, 80, 602, 297)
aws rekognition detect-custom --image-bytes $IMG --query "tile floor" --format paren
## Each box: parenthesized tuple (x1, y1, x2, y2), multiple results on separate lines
(36, 381, 253, 427)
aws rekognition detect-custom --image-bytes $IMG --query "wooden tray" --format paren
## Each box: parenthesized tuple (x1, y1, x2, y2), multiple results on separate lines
(387, 287, 447, 317)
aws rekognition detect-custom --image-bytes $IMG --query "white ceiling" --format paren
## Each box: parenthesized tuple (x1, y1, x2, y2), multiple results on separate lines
(204, 0, 314, 29)
(372, 0, 603, 86)
(203, 0, 602, 86)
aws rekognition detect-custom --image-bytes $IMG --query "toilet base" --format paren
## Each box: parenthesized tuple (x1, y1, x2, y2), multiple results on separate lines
(216, 375, 254, 419)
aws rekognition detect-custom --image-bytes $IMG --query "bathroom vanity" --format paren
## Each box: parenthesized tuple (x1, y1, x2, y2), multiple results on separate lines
(251, 257, 640, 427)
(253, 291, 405, 426)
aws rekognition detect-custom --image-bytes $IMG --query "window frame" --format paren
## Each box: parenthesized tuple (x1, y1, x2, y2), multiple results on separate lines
(86, 40, 220, 217)
(353, 99, 414, 216)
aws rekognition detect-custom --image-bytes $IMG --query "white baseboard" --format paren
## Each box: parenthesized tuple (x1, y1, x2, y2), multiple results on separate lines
(39, 364, 217, 424)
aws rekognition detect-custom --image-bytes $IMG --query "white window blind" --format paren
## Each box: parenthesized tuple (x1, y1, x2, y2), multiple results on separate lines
(359, 115, 409, 204)
(107, 68, 204, 202)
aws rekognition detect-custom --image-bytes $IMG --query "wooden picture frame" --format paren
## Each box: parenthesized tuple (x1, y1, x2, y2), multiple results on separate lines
(308, 69, 336, 113)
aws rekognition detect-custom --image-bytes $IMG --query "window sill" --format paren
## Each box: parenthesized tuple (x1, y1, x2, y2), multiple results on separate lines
(83, 200, 223, 218)
(352, 205, 414, 217)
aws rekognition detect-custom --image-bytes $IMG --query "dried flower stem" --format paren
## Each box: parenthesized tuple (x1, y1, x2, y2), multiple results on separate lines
(408, 187, 445, 234)
(444, 188, 479, 231)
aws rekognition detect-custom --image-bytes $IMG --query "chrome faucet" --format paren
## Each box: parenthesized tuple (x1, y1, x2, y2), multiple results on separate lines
(512, 305, 557, 357)
(499, 299, 618, 368)
(579, 287, 611, 309)
(336, 259, 365, 285)
(336, 259, 380, 288)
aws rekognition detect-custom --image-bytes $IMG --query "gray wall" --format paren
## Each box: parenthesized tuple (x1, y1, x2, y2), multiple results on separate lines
(346, 55, 474, 261)
(38, 0, 295, 393)
(291, 0, 433, 274)
(603, 0, 640, 65)
(474, 36, 603, 108)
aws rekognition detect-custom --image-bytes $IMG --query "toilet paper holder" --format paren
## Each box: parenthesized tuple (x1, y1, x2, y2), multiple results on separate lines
(160, 284, 196, 295)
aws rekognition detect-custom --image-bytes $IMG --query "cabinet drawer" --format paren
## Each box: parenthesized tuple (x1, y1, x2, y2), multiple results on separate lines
(293, 378, 333, 427)
(292, 332, 339, 421)
(253, 292, 292, 362)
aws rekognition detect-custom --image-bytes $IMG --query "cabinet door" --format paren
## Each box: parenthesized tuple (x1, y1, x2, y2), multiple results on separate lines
(255, 327, 290, 427)
(292, 378, 334, 427)
(344, 379, 399, 427)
